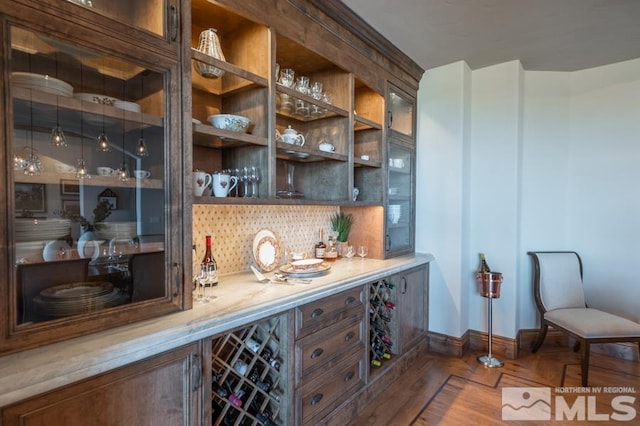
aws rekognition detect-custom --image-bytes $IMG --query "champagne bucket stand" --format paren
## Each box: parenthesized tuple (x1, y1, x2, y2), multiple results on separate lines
(476, 271, 504, 368)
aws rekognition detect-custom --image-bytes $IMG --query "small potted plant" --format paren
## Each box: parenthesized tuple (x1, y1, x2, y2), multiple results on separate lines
(330, 211, 353, 243)
(57, 199, 112, 233)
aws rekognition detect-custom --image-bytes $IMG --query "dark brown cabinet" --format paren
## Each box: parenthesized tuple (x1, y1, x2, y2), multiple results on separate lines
(2, 342, 203, 426)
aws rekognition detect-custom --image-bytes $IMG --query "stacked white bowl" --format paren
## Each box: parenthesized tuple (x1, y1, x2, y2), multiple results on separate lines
(388, 204, 402, 224)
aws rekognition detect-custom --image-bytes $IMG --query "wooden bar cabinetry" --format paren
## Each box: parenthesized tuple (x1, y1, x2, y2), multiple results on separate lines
(2, 342, 203, 426)
(0, 0, 188, 355)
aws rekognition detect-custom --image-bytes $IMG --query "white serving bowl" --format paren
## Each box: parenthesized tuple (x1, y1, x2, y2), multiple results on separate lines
(207, 114, 251, 133)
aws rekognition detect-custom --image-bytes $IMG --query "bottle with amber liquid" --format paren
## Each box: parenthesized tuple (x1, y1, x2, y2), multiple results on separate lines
(202, 235, 219, 287)
(314, 229, 326, 259)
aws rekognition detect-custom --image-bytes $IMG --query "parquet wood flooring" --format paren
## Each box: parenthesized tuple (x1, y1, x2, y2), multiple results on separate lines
(349, 344, 640, 425)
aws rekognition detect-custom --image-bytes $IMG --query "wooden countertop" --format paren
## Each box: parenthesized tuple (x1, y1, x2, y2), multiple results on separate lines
(0, 253, 433, 407)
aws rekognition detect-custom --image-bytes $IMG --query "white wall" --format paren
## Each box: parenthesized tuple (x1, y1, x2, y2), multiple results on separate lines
(418, 58, 640, 339)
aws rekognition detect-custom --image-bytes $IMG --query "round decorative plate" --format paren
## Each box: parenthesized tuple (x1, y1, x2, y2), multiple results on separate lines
(252, 229, 281, 271)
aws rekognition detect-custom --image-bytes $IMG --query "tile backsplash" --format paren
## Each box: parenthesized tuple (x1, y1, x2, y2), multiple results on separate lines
(192, 204, 339, 275)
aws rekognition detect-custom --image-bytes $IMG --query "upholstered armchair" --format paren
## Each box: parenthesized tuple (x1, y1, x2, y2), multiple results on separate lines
(527, 251, 640, 386)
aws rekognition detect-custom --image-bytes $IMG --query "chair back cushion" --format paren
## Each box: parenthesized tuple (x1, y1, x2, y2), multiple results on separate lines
(536, 252, 586, 311)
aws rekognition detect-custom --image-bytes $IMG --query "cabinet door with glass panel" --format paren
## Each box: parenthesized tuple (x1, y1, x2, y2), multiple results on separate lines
(1, 11, 185, 354)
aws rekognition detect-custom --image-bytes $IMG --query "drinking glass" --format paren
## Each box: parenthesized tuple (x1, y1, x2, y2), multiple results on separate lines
(242, 166, 251, 197)
(196, 264, 211, 303)
(357, 245, 368, 260)
(343, 244, 355, 260)
(250, 166, 260, 198)
(233, 168, 241, 197)
(295, 76, 309, 94)
(310, 81, 323, 100)
(279, 68, 295, 87)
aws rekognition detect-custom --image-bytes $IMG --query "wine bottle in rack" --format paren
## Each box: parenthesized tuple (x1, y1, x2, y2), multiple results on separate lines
(212, 371, 229, 398)
(228, 389, 245, 408)
(260, 348, 281, 371)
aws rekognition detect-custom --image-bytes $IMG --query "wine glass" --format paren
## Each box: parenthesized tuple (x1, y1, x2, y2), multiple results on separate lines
(241, 166, 251, 197)
(343, 244, 355, 260)
(357, 245, 368, 260)
(196, 267, 210, 303)
(250, 166, 260, 198)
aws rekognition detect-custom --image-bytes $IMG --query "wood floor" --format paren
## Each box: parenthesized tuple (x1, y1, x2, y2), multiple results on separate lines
(349, 343, 640, 425)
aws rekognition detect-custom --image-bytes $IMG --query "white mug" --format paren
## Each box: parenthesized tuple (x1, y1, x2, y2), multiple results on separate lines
(97, 166, 115, 176)
(134, 170, 151, 179)
(212, 173, 238, 197)
(193, 170, 212, 197)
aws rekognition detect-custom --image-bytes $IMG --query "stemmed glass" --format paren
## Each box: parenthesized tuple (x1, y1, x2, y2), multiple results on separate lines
(241, 166, 251, 197)
(250, 166, 260, 198)
(343, 244, 355, 260)
(357, 245, 368, 260)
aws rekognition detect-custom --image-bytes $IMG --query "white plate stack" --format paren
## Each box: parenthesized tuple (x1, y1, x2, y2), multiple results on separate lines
(33, 281, 125, 318)
(388, 204, 402, 224)
(12, 72, 73, 97)
(95, 222, 137, 240)
(15, 218, 71, 242)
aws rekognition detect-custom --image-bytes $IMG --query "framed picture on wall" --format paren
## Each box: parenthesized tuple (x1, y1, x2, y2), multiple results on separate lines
(15, 183, 47, 213)
(61, 199, 81, 215)
(60, 179, 80, 196)
(98, 188, 118, 210)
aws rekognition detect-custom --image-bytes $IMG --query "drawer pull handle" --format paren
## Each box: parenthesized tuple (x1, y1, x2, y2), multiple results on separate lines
(345, 296, 355, 305)
(310, 393, 323, 405)
(311, 308, 324, 318)
(344, 331, 355, 341)
(310, 348, 324, 359)
(344, 371, 355, 382)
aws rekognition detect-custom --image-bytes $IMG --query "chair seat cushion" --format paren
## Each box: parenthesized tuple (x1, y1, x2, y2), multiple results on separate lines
(545, 308, 640, 338)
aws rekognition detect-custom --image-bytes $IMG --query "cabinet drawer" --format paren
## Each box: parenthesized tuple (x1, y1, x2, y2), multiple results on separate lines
(297, 349, 365, 425)
(295, 286, 364, 338)
(296, 314, 364, 384)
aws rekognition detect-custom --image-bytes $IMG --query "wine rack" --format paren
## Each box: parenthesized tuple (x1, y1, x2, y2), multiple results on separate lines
(211, 316, 284, 426)
(368, 279, 396, 371)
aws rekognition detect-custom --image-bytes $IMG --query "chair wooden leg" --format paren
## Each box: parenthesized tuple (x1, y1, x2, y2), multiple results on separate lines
(531, 322, 548, 353)
(581, 340, 590, 387)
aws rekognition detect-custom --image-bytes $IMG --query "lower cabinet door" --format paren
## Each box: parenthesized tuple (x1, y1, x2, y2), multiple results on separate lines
(2, 343, 202, 426)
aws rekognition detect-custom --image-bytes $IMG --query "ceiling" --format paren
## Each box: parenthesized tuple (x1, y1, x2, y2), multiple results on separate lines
(340, 0, 640, 72)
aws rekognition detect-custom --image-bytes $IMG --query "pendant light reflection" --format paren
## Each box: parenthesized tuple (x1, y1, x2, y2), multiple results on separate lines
(50, 126, 67, 147)
(136, 137, 148, 157)
(49, 53, 68, 147)
(135, 75, 149, 157)
(96, 131, 111, 151)
(77, 64, 90, 180)
(24, 90, 42, 176)
(116, 74, 129, 182)
(96, 75, 111, 151)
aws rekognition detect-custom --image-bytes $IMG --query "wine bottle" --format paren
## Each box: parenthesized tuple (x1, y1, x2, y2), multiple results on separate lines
(202, 235, 219, 286)
(478, 252, 491, 274)
(314, 229, 326, 259)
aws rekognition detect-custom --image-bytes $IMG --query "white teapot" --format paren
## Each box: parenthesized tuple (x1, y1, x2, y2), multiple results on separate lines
(276, 125, 305, 146)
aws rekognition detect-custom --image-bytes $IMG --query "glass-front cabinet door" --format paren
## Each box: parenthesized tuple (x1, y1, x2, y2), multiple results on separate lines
(387, 87, 415, 139)
(386, 141, 414, 257)
(2, 12, 184, 353)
